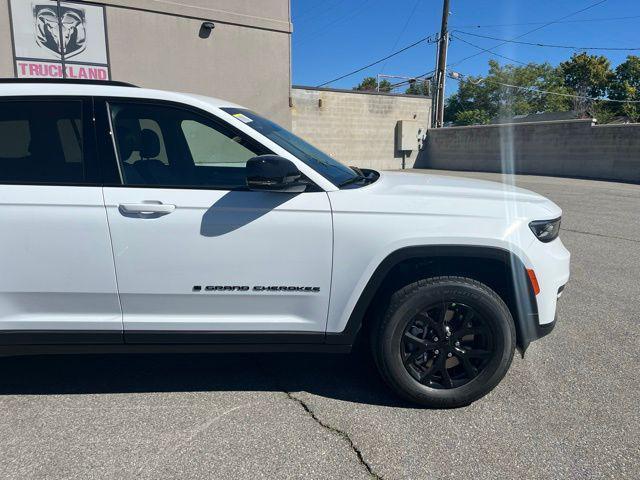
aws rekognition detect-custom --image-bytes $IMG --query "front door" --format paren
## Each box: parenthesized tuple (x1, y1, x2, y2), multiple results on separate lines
(0, 97, 122, 341)
(100, 99, 333, 340)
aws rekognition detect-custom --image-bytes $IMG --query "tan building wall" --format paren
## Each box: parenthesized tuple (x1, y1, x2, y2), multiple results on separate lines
(1, 0, 292, 126)
(0, 0, 14, 78)
(291, 86, 432, 170)
(100, 0, 290, 31)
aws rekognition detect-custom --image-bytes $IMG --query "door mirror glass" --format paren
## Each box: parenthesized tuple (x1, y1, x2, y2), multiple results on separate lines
(246, 155, 306, 193)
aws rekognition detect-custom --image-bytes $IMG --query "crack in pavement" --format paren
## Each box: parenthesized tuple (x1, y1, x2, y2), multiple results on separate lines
(562, 228, 640, 244)
(284, 391, 383, 480)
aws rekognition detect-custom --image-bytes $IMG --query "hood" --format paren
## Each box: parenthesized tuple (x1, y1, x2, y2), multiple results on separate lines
(380, 171, 549, 203)
(332, 171, 561, 220)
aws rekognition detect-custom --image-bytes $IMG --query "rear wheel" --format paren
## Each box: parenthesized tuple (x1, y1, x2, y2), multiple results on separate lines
(372, 276, 515, 408)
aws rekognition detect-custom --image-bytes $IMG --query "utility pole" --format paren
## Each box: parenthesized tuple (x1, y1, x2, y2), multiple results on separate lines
(434, 0, 450, 128)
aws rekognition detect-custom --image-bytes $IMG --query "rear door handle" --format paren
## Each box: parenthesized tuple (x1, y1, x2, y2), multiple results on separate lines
(119, 203, 176, 215)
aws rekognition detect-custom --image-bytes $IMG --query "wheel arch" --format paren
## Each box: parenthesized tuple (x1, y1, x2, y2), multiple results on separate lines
(326, 245, 541, 352)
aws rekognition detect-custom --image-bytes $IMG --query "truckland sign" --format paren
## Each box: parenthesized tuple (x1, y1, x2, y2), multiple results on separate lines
(10, 0, 110, 80)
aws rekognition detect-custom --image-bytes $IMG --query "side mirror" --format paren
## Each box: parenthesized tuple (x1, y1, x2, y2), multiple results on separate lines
(246, 155, 306, 193)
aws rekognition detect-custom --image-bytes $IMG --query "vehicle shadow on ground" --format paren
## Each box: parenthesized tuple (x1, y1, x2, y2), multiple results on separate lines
(0, 350, 413, 408)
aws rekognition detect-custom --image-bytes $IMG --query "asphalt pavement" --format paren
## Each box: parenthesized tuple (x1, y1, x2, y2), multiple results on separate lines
(0, 170, 638, 479)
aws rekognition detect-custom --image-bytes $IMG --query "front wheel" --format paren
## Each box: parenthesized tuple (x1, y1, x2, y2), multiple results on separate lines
(372, 276, 516, 408)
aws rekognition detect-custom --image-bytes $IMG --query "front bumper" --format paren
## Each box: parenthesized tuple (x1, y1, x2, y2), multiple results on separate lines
(527, 237, 571, 326)
(535, 315, 556, 339)
(517, 237, 569, 352)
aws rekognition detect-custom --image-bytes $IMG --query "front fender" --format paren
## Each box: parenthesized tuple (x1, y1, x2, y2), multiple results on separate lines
(325, 244, 543, 353)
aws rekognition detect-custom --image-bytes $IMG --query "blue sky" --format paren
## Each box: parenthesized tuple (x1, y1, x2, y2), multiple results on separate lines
(292, 0, 640, 96)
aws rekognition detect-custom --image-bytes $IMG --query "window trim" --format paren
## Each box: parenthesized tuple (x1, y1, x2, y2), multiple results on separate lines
(95, 96, 322, 192)
(0, 96, 100, 187)
(104, 99, 126, 185)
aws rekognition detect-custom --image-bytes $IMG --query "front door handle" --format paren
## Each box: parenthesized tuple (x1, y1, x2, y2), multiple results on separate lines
(119, 203, 176, 215)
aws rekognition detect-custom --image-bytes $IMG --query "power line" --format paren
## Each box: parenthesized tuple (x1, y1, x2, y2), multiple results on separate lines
(453, 30, 640, 51)
(389, 77, 430, 91)
(450, 14, 640, 29)
(387, 69, 436, 90)
(295, 0, 340, 23)
(317, 34, 438, 87)
(296, 0, 372, 46)
(295, 0, 343, 23)
(450, 73, 640, 104)
(381, 0, 422, 73)
(491, 81, 640, 104)
(451, 34, 529, 65)
(449, 0, 610, 68)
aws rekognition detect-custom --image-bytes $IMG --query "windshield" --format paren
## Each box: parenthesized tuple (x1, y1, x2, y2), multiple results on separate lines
(221, 108, 359, 186)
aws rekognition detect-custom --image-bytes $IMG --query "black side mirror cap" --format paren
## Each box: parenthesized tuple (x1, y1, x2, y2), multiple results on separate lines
(246, 155, 306, 193)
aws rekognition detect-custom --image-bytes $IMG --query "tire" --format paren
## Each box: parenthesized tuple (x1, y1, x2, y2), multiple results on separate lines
(372, 276, 515, 408)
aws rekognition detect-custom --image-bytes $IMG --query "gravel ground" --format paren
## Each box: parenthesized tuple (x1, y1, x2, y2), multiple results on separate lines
(0, 170, 638, 479)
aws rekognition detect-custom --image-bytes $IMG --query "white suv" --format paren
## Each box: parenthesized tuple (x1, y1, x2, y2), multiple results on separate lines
(0, 79, 570, 407)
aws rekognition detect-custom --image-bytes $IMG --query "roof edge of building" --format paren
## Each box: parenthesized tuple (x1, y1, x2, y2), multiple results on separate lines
(292, 85, 431, 100)
(98, 0, 292, 34)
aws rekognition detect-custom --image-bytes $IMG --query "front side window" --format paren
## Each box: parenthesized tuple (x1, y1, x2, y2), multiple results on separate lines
(221, 108, 359, 187)
(181, 120, 256, 167)
(0, 100, 88, 184)
(109, 102, 268, 189)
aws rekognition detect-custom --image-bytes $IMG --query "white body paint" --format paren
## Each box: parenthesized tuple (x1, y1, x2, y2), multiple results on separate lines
(0, 83, 570, 337)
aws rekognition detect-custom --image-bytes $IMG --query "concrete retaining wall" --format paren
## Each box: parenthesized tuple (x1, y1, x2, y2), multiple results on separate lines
(292, 86, 432, 170)
(415, 119, 640, 183)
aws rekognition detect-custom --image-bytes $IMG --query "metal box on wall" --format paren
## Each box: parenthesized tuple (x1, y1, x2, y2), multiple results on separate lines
(397, 120, 420, 151)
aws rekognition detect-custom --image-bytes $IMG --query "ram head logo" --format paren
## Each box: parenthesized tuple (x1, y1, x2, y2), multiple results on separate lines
(34, 5, 87, 58)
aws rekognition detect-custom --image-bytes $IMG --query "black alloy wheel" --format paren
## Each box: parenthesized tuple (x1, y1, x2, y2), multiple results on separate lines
(401, 302, 495, 389)
(372, 276, 516, 408)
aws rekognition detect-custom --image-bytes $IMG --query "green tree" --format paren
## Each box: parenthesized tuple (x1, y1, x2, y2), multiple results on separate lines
(528, 65, 574, 113)
(591, 101, 619, 124)
(445, 60, 573, 125)
(560, 52, 613, 115)
(454, 109, 491, 126)
(444, 73, 494, 123)
(619, 84, 639, 122)
(609, 55, 640, 122)
(405, 79, 430, 96)
(486, 60, 576, 118)
(354, 76, 391, 92)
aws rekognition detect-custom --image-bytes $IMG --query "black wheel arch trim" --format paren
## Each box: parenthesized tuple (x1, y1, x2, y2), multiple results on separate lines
(325, 245, 544, 352)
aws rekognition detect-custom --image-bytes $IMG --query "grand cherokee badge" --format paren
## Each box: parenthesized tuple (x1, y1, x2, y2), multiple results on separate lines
(193, 285, 320, 293)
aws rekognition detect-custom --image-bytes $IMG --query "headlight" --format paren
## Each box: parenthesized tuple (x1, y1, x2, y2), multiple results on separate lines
(529, 218, 561, 243)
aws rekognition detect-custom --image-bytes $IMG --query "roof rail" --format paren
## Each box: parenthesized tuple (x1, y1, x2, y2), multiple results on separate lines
(0, 78, 138, 87)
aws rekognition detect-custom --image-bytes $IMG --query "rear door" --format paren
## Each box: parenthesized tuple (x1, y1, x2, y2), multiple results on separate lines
(0, 97, 122, 342)
(98, 99, 333, 341)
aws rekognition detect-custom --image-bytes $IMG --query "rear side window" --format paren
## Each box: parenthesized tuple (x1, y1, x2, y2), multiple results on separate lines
(0, 100, 90, 184)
